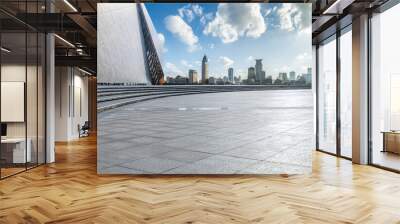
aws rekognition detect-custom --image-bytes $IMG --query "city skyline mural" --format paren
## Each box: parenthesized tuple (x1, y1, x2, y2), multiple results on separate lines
(97, 3, 314, 175)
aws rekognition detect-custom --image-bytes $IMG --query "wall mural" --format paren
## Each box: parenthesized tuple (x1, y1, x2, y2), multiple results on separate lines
(97, 3, 313, 174)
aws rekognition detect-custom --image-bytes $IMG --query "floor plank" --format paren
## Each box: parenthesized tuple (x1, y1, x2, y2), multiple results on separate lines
(1, 135, 400, 223)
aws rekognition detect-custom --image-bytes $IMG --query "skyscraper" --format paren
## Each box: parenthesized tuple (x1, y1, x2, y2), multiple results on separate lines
(188, 69, 198, 84)
(228, 68, 234, 83)
(202, 55, 209, 84)
(255, 59, 263, 82)
(289, 71, 296, 81)
(248, 67, 256, 83)
(279, 72, 288, 81)
(261, 71, 266, 82)
(306, 67, 312, 84)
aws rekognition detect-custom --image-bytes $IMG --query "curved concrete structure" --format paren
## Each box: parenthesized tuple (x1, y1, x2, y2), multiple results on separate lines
(97, 3, 164, 85)
(97, 85, 311, 112)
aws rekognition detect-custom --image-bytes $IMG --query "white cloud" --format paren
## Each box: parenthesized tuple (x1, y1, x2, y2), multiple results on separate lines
(178, 6, 194, 22)
(296, 52, 311, 61)
(294, 52, 312, 73)
(274, 65, 291, 73)
(200, 12, 214, 26)
(164, 15, 199, 52)
(219, 56, 234, 69)
(203, 3, 267, 43)
(192, 4, 203, 16)
(189, 44, 202, 52)
(247, 56, 254, 62)
(209, 43, 215, 49)
(277, 4, 311, 32)
(180, 60, 193, 68)
(157, 33, 168, 53)
(264, 5, 278, 17)
(200, 16, 206, 26)
(178, 4, 203, 23)
(165, 62, 184, 77)
(264, 9, 272, 17)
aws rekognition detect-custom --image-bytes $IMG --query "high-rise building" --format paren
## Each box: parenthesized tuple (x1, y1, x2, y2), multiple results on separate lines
(202, 55, 209, 84)
(248, 67, 256, 83)
(208, 77, 216, 85)
(228, 68, 234, 83)
(255, 59, 263, 82)
(304, 73, 312, 84)
(98, 4, 164, 85)
(279, 72, 288, 81)
(306, 67, 312, 84)
(289, 71, 296, 81)
(234, 76, 241, 84)
(188, 69, 198, 84)
(261, 71, 266, 82)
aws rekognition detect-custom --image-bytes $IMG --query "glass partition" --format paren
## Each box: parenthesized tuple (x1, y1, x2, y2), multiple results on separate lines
(318, 35, 337, 154)
(0, 2, 46, 179)
(38, 32, 46, 165)
(1, 31, 28, 177)
(340, 27, 352, 158)
(27, 31, 38, 169)
(371, 4, 400, 171)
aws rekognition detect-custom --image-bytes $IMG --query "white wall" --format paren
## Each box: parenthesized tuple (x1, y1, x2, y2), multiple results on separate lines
(1, 65, 39, 138)
(1, 63, 46, 164)
(55, 67, 89, 141)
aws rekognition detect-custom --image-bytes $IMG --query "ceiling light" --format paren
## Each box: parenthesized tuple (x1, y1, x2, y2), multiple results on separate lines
(323, 0, 354, 15)
(54, 34, 75, 48)
(1, 47, 11, 53)
(78, 67, 93, 76)
(63, 0, 78, 12)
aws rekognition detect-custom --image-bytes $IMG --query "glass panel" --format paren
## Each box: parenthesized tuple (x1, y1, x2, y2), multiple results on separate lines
(318, 36, 337, 154)
(1, 31, 27, 177)
(27, 31, 38, 169)
(340, 29, 352, 158)
(38, 33, 46, 165)
(0, 1, 46, 179)
(26, 0, 39, 169)
(371, 4, 400, 171)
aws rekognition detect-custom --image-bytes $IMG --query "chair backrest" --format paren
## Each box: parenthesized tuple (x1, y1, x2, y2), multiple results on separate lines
(82, 121, 90, 129)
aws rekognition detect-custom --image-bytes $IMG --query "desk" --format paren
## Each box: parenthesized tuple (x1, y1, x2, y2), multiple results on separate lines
(1, 138, 31, 163)
(382, 131, 400, 154)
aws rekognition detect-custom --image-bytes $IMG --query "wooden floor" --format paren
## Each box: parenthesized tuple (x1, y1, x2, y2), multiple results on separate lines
(1, 135, 400, 224)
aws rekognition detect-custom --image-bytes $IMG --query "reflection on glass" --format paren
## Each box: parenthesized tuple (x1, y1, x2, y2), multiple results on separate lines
(340, 29, 352, 158)
(371, 3, 400, 171)
(1, 32, 27, 177)
(318, 37, 337, 154)
(0, 1, 46, 178)
(27, 32, 38, 169)
(38, 33, 46, 165)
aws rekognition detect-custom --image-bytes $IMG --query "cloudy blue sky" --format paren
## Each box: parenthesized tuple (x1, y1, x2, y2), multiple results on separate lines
(145, 3, 312, 79)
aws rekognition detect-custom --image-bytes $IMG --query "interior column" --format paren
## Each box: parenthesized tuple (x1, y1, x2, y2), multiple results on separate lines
(352, 14, 369, 164)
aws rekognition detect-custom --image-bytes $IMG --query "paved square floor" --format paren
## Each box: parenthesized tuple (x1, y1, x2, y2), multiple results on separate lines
(98, 90, 314, 174)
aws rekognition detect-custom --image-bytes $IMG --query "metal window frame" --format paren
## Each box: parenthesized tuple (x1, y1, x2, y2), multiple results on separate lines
(367, 1, 400, 173)
(315, 0, 400, 171)
(0, 0, 47, 180)
(315, 23, 353, 161)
